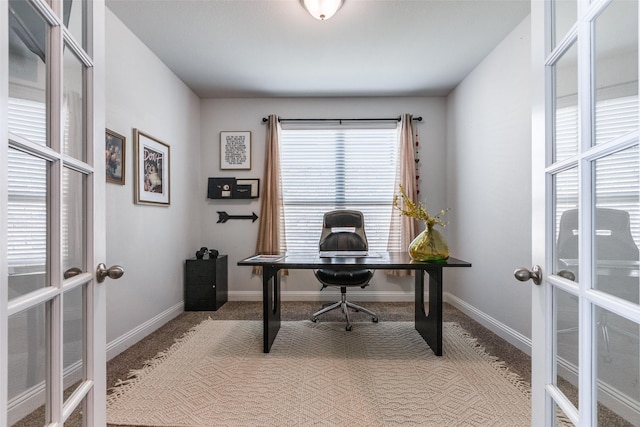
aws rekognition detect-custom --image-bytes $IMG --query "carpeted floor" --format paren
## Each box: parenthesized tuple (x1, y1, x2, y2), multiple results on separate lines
(106, 302, 533, 392)
(13, 301, 632, 426)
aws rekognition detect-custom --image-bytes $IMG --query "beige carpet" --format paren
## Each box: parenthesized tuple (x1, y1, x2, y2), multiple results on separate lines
(107, 320, 531, 426)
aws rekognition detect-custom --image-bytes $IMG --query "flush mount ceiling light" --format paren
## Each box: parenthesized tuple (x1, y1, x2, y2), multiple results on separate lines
(300, 0, 344, 21)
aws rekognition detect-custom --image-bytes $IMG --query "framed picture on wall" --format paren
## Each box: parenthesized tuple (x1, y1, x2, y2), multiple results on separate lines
(105, 128, 126, 185)
(220, 131, 251, 170)
(134, 129, 170, 206)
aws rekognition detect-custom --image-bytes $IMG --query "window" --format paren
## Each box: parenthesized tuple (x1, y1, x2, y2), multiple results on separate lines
(279, 125, 402, 252)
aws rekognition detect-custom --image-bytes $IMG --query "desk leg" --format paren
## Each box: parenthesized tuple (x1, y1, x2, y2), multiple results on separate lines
(414, 268, 443, 356)
(263, 267, 281, 353)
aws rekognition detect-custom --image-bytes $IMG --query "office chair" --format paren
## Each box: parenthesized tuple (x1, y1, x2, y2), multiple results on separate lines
(311, 210, 379, 331)
(556, 208, 639, 359)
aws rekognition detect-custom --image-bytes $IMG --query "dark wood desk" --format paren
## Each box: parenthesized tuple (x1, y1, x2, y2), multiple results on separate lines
(238, 252, 471, 355)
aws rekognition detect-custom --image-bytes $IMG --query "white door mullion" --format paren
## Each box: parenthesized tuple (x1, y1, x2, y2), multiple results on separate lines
(0, 0, 9, 423)
(49, 294, 63, 423)
(577, 0, 594, 423)
(49, 9, 64, 424)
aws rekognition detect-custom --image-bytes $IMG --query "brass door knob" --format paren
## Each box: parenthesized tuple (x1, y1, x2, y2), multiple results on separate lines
(514, 265, 543, 285)
(96, 263, 124, 283)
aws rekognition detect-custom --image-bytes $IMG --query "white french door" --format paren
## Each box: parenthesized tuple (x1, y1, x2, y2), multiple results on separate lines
(2, 0, 108, 425)
(530, 0, 640, 425)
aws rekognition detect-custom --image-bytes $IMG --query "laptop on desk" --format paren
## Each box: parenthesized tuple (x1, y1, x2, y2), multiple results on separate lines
(319, 250, 370, 258)
(319, 250, 369, 258)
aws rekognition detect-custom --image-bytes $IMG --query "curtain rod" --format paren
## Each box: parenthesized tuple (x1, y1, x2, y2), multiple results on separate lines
(261, 116, 422, 124)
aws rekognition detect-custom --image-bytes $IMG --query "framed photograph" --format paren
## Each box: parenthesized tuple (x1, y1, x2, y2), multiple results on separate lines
(220, 131, 251, 170)
(105, 129, 126, 185)
(236, 178, 260, 198)
(134, 129, 170, 206)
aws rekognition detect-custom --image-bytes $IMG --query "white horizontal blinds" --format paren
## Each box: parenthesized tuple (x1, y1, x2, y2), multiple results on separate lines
(7, 98, 48, 272)
(279, 126, 401, 252)
(595, 95, 639, 145)
(556, 95, 640, 245)
(7, 97, 47, 145)
(7, 148, 47, 271)
(555, 101, 579, 162)
(596, 145, 640, 245)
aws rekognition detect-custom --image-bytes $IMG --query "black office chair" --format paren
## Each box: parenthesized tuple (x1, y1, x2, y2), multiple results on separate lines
(556, 208, 639, 358)
(311, 210, 379, 331)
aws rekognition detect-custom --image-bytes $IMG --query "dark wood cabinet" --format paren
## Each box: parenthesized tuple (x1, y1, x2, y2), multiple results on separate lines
(184, 255, 228, 311)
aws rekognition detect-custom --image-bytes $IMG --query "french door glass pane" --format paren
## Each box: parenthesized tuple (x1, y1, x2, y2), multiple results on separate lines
(62, 167, 86, 275)
(64, 0, 85, 51)
(64, 398, 85, 425)
(595, 306, 640, 425)
(7, 148, 49, 299)
(553, 0, 576, 49)
(593, 145, 640, 303)
(63, 285, 86, 403)
(63, 45, 86, 162)
(8, 0, 48, 146)
(555, 287, 579, 409)
(594, 0, 639, 146)
(554, 42, 579, 163)
(554, 167, 579, 278)
(7, 303, 49, 426)
(553, 401, 573, 427)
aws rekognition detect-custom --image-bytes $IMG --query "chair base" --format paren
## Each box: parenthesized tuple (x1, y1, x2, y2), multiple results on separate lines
(311, 292, 378, 331)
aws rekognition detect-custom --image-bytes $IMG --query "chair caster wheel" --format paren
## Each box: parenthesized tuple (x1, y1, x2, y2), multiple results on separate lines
(346, 325, 352, 331)
(311, 317, 318, 323)
(372, 317, 379, 323)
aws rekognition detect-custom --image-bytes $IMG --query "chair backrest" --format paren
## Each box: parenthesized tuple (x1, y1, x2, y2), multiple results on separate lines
(557, 208, 639, 260)
(319, 210, 368, 251)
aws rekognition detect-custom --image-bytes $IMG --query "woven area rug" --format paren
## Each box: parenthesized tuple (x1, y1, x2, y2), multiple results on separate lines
(107, 320, 531, 426)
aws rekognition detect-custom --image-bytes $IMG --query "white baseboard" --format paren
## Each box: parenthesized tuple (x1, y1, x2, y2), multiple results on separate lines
(444, 292, 532, 355)
(106, 302, 183, 361)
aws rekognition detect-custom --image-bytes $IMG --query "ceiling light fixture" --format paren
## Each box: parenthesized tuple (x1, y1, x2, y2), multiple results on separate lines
(300, 0, 344, 21)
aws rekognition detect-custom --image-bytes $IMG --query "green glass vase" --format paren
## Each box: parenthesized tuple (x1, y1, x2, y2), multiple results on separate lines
(409, 225, 450, 261)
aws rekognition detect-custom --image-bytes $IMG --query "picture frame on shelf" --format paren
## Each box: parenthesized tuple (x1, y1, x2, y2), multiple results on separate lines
(105, 128, 126, 185)
(220, 131, 251, 170)
(236, 178, 259, 198)
(134, 129, 170, 206)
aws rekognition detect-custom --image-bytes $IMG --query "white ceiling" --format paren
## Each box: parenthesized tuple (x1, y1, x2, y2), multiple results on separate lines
(105, 0, 531, 98)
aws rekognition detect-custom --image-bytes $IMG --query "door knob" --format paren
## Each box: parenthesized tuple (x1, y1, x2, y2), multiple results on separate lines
(557, 269, 576, 281)
(64, 267, 83, 279)
(514, 265, 543, 285)
(96, 263, 124, 283)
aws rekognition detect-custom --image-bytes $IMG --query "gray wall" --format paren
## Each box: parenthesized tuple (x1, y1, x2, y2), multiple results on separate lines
(105, 9, 202, 355)
(199, 97, 449, 301)
(445, 16, 532, 351)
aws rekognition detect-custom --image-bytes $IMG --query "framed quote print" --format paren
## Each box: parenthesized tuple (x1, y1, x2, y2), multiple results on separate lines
(220, 131, 251, 170)
(134, 129, 170, 206)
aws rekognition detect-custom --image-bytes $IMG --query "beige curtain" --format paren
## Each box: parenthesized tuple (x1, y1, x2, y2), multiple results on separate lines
(387, 113, 419, 276)
(253, 115, 286, 275)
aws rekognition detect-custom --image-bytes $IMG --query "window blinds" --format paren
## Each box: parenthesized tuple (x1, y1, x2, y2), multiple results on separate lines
(279, 127, 401, 252)
(555, 95, 639, 245)
(7, 98, 48, 271)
